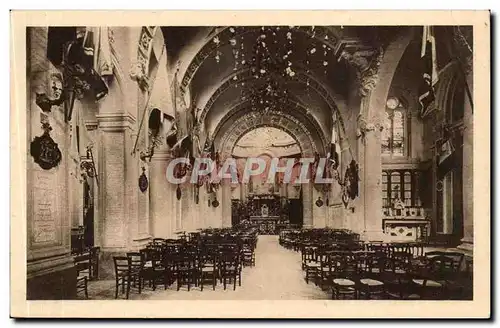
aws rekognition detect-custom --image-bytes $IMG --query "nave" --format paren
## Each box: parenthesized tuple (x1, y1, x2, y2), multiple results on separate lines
(25, 25, 476, 302)
(77, 230, 472, 301)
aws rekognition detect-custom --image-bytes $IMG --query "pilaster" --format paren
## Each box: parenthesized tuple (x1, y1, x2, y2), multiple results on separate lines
(96, 112, 137, 251)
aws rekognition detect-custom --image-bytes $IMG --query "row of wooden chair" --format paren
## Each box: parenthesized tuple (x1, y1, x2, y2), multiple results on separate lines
(112, 229, 258, 299)
(301, 246, 471, 300)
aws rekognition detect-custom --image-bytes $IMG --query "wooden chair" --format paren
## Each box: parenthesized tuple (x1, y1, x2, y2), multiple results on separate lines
(331, 255, 358, 300)
(74, 251, 91, 299)
(218, 252, 240, 291)
(144, 249, 169, 290)
(241, 244, 256, 267)
(126, 252, 144, 293)
(356, 253, 386, 300)
(113, 256, 135, 299)
(76, 276, 88, 299)
(174, 253, 198, 291)
(198, 251, 217, 291)
(89, 246, 100, 280)
(412, 255, 456, 299)
(379, 257, 415, 299)
(74, 251, 91, 278)
(302, 246, 320, 284)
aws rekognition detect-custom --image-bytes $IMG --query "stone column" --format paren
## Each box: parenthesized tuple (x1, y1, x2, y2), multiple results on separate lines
(459, 68, 473, 253)
(355, 49, 386, 241)
(358, 114, 385, 241)
(149, 150, 176, 239)
(303, 183, 313, 228)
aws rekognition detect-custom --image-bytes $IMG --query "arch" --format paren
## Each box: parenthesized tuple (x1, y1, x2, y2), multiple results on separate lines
(211, 99, 328, 151)
(196, 65, 347, 128)
(216, 111, 320, 158)
(363, 28, 416, 121)
(434, 61, 463, 115)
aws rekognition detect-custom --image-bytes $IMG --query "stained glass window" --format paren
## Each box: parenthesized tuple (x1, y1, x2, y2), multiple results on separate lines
(382, 98, 406, 156)
(382, 170, 423, 209)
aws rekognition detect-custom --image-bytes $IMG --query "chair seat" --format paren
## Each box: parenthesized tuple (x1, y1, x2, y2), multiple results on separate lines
(333, 278, 355, 286)
(413, 279, 442, 287)
(144, 261, 152, 268)
(336, 286, 356, 293)
(305, 262, 320, 268)
(202, 266, 214, 272)
(360, 278, 384, 286)
(153, 266, 165, 271)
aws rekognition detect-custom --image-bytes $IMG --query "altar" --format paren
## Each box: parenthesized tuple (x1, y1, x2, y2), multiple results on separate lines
(233, 194, 289, 234)
(382, 199, 431, 242)
(249, 216, 282, 235)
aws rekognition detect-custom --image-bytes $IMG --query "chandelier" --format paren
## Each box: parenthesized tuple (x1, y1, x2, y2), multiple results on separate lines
(213, 26, 333, 113)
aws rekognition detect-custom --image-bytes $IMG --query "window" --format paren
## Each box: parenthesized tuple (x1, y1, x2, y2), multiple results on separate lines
(382, 97, 407, 157)
(382, 169, 423, 208)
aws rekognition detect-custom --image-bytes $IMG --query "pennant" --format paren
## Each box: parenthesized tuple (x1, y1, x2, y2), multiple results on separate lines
(418, 26, 439, 116)
(438, 139, 454, 165)
(327, 123, 340, 170)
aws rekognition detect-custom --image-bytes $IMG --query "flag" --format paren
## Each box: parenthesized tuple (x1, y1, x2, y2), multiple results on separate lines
(93, 27, 114, 77)
(418, 26, 439, 116)
(438, 139, 454, 165)
(327, 123, 340, 171)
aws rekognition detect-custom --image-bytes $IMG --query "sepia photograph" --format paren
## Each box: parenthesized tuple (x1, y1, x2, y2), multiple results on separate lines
(10, 10, 490, 318)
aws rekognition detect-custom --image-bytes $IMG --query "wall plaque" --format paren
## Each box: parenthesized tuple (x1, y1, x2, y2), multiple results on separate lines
(32, 169, 57, 243)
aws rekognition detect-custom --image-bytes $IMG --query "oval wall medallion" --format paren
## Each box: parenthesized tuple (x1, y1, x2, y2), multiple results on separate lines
(315, 197, 324, 207)
(30, 123, 62, 170)
(138, 167, 148, 192)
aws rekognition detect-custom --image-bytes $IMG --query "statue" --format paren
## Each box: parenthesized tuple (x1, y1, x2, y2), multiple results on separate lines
(261, 204, 269, 217)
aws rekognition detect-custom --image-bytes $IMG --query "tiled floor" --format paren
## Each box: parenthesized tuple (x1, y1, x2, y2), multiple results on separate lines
(82, 235, 328, 300)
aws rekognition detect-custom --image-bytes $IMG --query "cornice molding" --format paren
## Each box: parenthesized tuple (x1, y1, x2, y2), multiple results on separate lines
(96, 113, 136, 131)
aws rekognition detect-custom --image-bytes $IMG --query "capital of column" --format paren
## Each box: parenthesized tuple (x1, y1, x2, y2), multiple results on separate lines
(357, 114, 384, 139)
(355, 47, 384, 97)
(96, 112, 136, 131)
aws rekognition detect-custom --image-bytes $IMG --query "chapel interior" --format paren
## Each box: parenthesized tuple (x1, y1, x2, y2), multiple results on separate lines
(26, 25, 473, 300)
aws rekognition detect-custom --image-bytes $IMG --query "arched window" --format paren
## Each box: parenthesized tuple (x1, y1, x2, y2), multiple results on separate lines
(382, 97, 407, 157)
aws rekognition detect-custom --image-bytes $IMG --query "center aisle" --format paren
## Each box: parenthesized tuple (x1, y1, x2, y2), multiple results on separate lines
(147, 235, 329, 300)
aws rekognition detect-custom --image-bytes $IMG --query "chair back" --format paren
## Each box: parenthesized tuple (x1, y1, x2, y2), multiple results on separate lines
(127, 252, 144, 271)
(427, 255, 459, 280)
(113, 256, 131, 277)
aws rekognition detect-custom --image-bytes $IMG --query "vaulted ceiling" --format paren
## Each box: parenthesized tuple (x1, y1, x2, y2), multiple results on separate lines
(161, 26, 406, 154)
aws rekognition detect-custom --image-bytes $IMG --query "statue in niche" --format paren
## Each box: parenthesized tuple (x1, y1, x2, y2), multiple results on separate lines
(261, 204, 269, 217)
